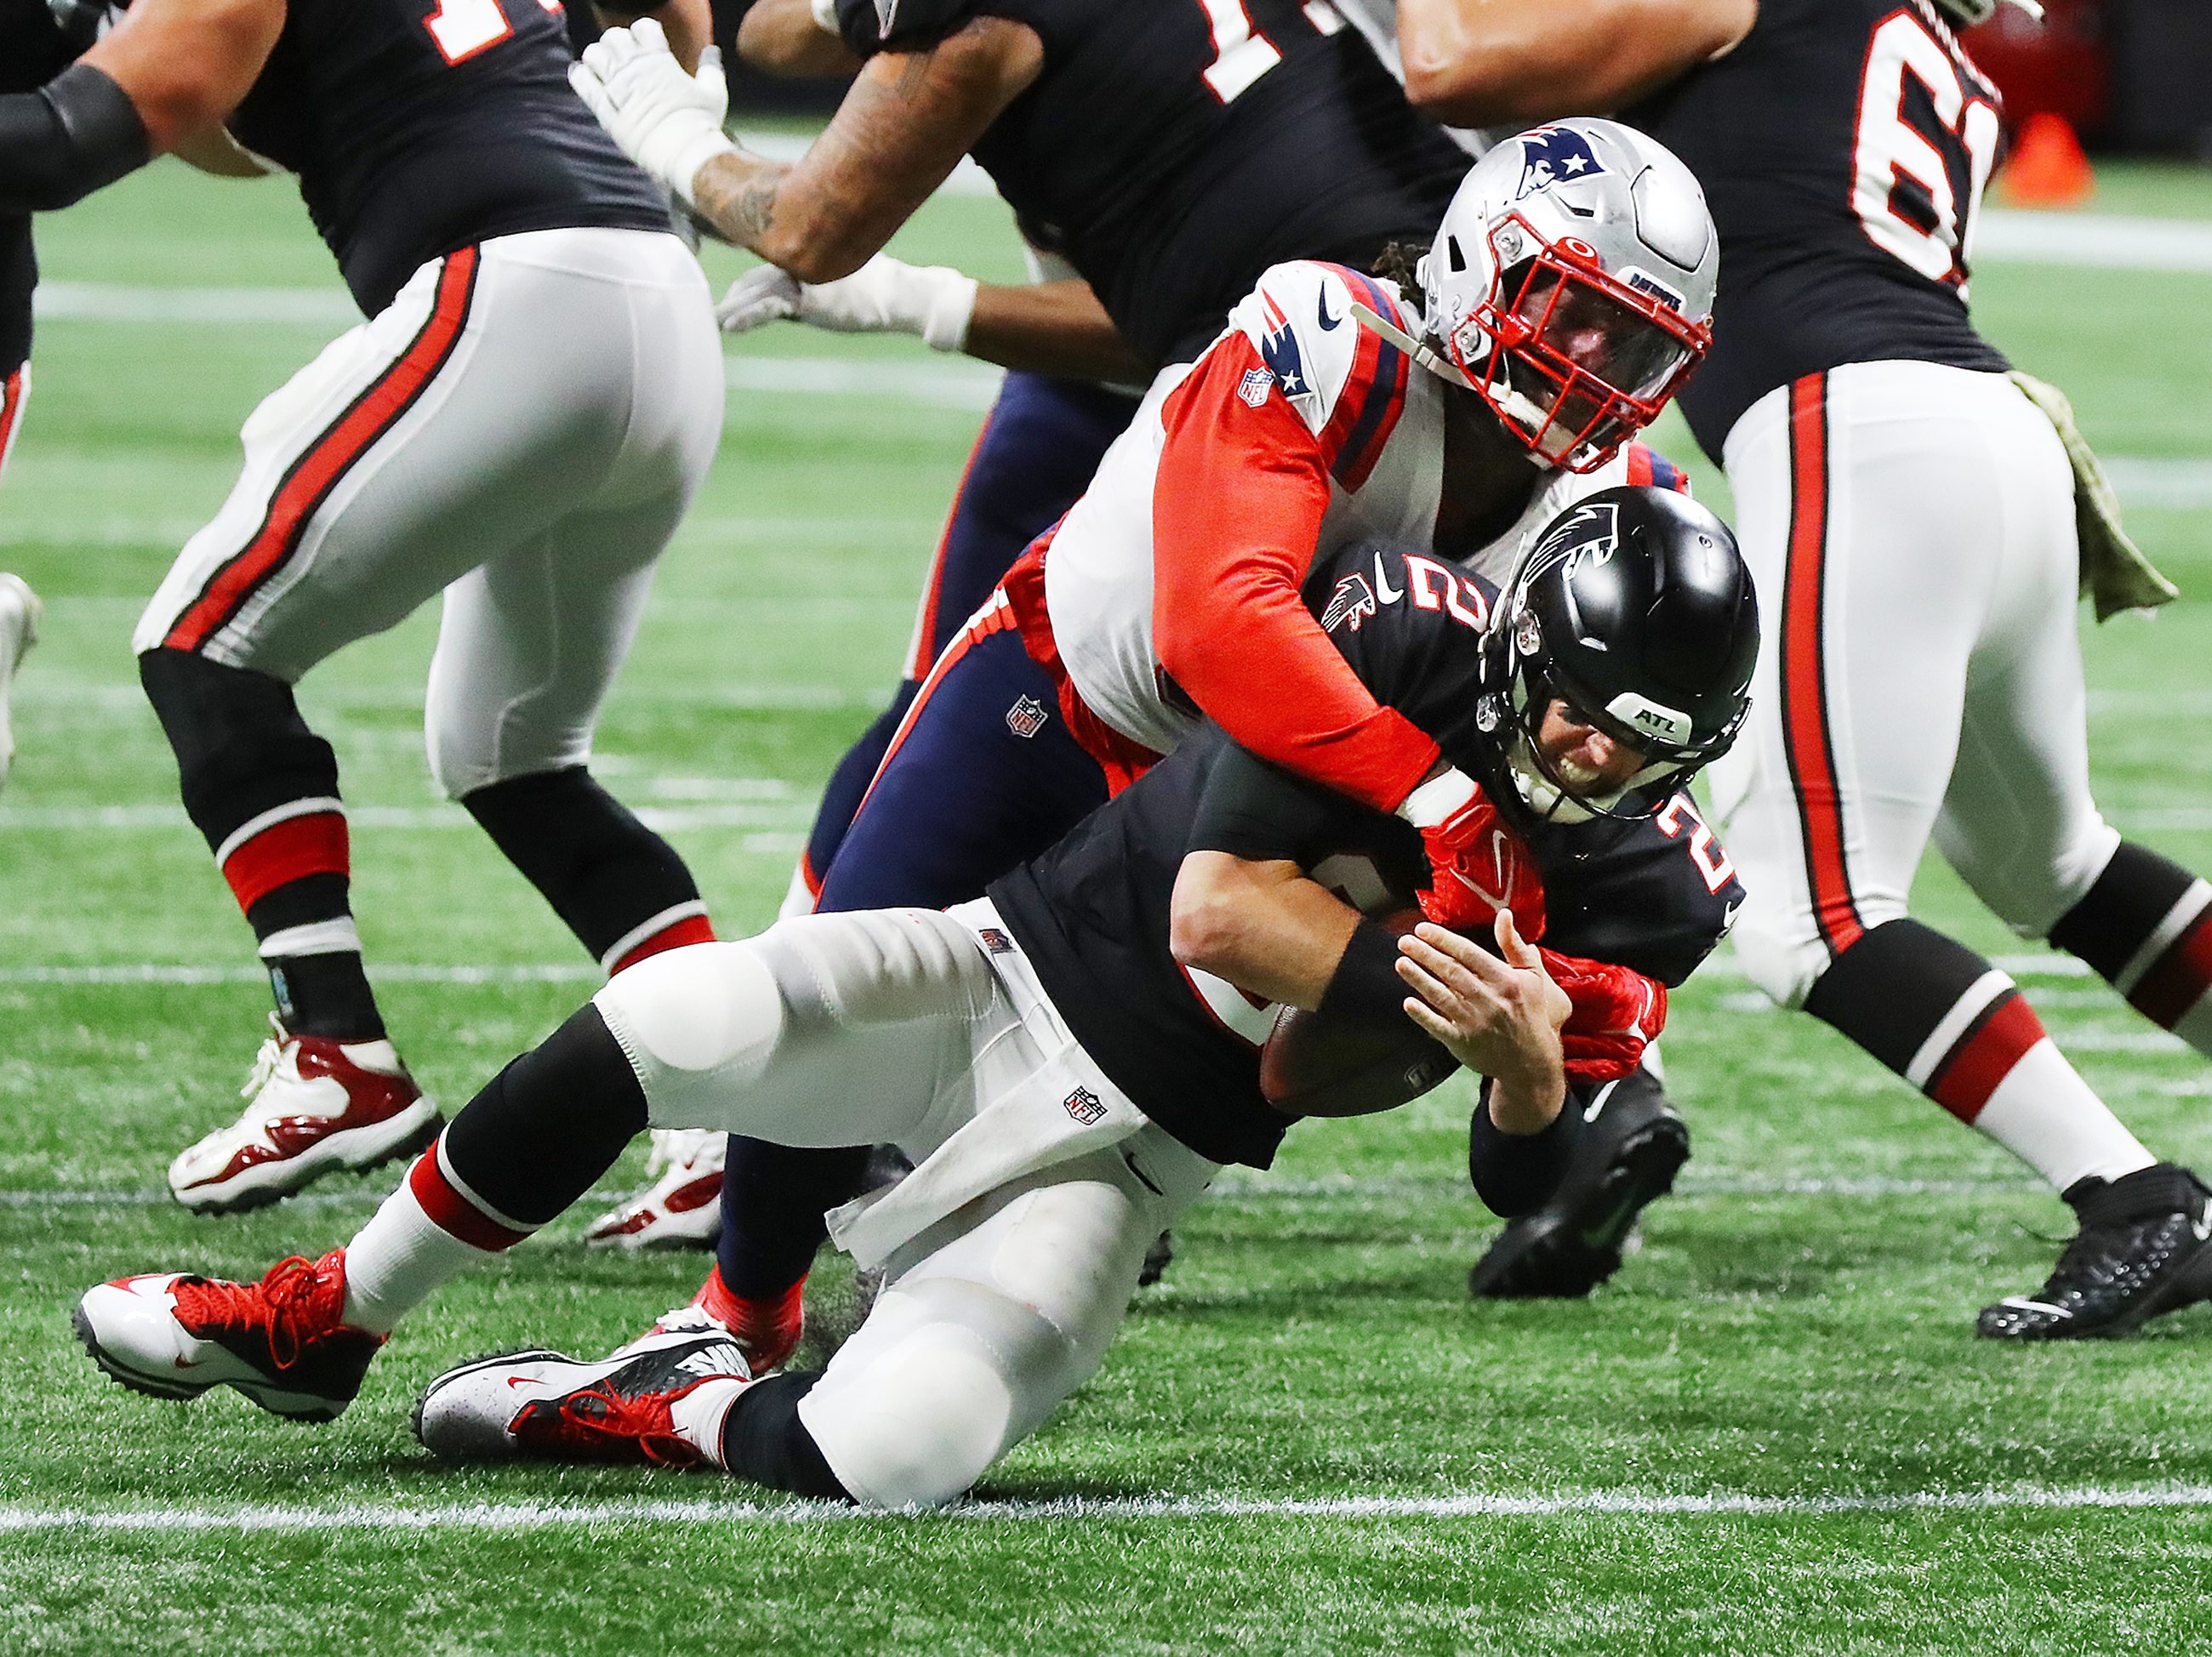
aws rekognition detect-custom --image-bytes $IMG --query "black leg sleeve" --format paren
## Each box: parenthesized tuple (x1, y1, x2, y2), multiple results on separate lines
(720, 1371, 852, 1500)
(441, 1005, 648, 1227)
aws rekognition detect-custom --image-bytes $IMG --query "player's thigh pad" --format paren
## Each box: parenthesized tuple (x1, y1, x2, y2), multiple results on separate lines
(592, 908, 1011, 1150)
(134, 228, 717, 683)
(799, 1124, 1216, 1509)
(1712, 363, 2013, 1006)
(1930, 378, 2118, 936)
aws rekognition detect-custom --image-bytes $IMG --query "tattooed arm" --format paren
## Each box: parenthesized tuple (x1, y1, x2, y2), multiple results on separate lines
(693, 15, 1041, 282)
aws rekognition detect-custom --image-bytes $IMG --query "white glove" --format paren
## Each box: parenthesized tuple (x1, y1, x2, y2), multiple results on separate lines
(715, 255, 980, 353)
(569, 20, 737, 208)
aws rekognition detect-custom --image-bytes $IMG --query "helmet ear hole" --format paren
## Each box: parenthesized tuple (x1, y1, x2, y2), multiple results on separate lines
(1445, 236, 1466, 274)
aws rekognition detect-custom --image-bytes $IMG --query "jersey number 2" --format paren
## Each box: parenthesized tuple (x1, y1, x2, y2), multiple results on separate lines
(1849, 10, 2000, 289)
(423, 0, 562, 67)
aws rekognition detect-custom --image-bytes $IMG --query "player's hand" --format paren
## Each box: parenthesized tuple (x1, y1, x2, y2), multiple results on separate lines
(1395, 912, 1568, 1131)
(570, 22, 736, 208)
(1538, 948, 1668, 1084)
(715, 255, 980, 351)
(1398, 766, 1546, 940)
(715, 265, 802, 333)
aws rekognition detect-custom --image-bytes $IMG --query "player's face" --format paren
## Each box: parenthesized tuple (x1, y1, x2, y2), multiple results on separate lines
(1535, 698, 1649, 796)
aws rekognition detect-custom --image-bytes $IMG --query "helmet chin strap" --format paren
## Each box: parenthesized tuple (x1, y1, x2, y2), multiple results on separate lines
(1349, 303, 1477, 391)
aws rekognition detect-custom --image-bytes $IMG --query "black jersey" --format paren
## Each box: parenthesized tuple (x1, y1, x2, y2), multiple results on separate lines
(990, 541, 1742, 1169)
(839, 0, 1466, 370)
(1622, 0, 2011, 458)
(225, 0, 671, 316)
(0, 0, 81, 375)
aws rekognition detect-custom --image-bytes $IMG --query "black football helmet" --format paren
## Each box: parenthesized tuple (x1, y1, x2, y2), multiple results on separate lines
(1473, 485, 1758, 826)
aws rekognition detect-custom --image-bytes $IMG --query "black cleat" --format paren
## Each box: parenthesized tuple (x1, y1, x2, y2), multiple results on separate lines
(1137, 1230, 1174, 1289)
(1468, 1068, 1689, 1299)
(1978, 1163, 2212, 1340)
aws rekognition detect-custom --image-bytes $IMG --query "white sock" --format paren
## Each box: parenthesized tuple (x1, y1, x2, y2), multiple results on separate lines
(339, 1159, 522, 1335)
(1971, 1042, 2158, 1193)
(670, 1376, 753, 1466)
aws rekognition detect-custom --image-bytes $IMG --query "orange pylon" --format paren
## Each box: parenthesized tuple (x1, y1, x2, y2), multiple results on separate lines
(1998, 111, 2095, 209)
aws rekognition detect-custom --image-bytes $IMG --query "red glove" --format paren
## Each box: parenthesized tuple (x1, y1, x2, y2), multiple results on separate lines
(1538, 949, 1668, 1084)
(1399, 767, 1546, 940)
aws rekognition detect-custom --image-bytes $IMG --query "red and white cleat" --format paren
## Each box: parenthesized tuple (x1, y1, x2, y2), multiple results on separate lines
(584, 1128, 725, 1250)
(412, 1325, 754, 1466)
(168, 1016, 442, 1214)
(72, 1250, 382, 1422)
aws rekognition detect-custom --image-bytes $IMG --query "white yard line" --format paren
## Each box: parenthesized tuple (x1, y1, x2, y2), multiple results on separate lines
(1975, 208, 2212, 273)
(5, 1483, 2212, 1535)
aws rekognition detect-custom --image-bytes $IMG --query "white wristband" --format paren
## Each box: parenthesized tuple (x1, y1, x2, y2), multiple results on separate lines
(1397, 766, 1478, 830)
(914, 268, 980, 354)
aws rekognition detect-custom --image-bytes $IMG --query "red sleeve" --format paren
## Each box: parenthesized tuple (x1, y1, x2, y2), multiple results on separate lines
(1150, 337, 1440, 815)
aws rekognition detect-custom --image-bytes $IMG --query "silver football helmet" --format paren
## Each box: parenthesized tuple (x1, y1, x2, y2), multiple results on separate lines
(1418, 118, 1718, 473)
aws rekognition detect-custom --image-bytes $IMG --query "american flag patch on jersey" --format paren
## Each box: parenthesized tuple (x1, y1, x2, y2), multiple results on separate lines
(1238, 367, 1274, 407)
(1063, 1086, 1108, 1125)
(977, 926, 1017, 954)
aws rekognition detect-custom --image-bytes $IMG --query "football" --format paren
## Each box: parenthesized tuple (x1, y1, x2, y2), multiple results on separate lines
(1259, 908, 1459, 1118)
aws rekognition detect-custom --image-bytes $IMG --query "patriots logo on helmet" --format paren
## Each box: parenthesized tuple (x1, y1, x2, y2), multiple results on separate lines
(1320, 573, 1378, 633)
(1514, 128, 1607, 200)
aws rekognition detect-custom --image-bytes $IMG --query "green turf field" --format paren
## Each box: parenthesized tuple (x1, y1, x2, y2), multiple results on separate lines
(3, 153, 2212, 1654)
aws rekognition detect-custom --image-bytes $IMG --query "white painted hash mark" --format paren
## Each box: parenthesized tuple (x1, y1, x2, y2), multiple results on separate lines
(7, 1484, 2212, 1534)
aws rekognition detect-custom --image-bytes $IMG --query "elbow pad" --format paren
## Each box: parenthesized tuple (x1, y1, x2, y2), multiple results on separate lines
(0, 63, 150, 214)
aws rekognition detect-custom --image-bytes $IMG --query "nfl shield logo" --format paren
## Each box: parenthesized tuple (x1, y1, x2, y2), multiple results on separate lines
(1006, 695, 1049, 738)
(1063, 1086, 1108, 1125)
(1238, 367, 1274, 408)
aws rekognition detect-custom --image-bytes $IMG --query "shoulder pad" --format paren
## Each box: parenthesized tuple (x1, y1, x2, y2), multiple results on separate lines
(1223, 261, 1406, 441)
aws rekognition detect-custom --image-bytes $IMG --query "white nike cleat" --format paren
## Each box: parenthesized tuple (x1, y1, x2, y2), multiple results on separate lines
(0, 572, 42, 792)
(583, 1127, 725, 1249)
(168, 1014, 442, 1213)
(73, 1250, 382, 1421)
(412, 1326, 755, 1466)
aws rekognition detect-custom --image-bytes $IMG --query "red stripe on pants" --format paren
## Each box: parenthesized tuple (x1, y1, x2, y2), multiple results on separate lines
(163, 248, 481, 652)
(220, 811, 351, 912)
(1778, 373, 1862, 956)
(1927, 992, 2046, 1123)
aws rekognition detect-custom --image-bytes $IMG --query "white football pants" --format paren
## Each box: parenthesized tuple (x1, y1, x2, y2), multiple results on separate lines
(591, 902, 1218, 1509)
(133, 227, 724, 797)
(1707, 362, 2121, 1007)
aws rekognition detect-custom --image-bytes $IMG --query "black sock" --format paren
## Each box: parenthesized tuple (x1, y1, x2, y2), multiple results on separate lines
(719, 1371, 852, 1500)
(463, 766, 709, 966)
(2049, 840, 2212, 1029)
(440, 1005, 647, 1225)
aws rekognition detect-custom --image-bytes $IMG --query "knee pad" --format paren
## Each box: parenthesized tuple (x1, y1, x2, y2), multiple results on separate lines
(139, 647, 339, 849)
(796, 1274, 1071, 1510)
(1730, 911, 1829, 1011)
(1947, 815, 2123, 942)
(593, 942, 784, 1096)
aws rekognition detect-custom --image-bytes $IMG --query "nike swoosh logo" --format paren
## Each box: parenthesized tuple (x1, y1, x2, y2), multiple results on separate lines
(1317, 286, 1343, 330)
(2195, 1198, 2210, 1243)
(1577, 1191, 1641, 1250)
(1372, 554, 1403, 604)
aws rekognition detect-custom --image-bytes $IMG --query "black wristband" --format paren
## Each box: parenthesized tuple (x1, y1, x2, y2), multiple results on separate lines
(0, 63, 150, 215)
(1467, 1079, 1581, 1218)
(1316, 918, 1408, 1024)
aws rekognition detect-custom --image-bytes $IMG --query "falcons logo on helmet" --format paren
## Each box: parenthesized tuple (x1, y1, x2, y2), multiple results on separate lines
(1514, 128, 1608, 200)
(1320, 573, 1378, 634)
